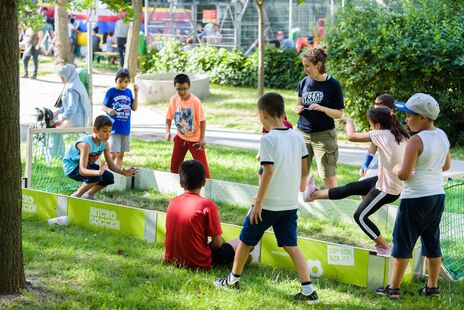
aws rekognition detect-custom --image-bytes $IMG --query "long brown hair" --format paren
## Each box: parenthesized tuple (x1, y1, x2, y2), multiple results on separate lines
(368, 107, 409, 144)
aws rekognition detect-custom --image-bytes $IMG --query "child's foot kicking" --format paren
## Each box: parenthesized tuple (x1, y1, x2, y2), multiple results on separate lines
(214, 273, 240, 289)
(375, 244, 392, 256)
(303, 175, 317, 202)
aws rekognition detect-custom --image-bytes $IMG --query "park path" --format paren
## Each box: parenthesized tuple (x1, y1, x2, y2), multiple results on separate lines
(20, 72, 464, 178)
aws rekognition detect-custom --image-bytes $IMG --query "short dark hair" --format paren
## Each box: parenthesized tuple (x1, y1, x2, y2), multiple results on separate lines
(257, 92, 285, 118)
(93, 26, 99, 33)
(115, 68, 130, 81)
(179, 160, 205, 191)
(94, 115, 113, 130)
(374, 94, 395, 110)
(174, 73, 190, 86)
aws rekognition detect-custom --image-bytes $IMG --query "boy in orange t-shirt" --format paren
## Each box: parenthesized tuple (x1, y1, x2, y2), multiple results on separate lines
(165, 74, 210, 178)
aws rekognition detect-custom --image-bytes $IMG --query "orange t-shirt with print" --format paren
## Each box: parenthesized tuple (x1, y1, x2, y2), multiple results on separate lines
(166, 94, 205, 142)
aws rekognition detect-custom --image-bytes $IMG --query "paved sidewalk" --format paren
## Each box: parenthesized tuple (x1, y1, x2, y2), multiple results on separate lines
(20, 72, 464, 178)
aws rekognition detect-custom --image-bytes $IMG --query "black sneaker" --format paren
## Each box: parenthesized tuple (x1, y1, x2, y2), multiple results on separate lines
(419, 286, 440, 297)
(375, 285, 400, 299)
(293, 291, 320, 305)
(214, 276, 240, 290)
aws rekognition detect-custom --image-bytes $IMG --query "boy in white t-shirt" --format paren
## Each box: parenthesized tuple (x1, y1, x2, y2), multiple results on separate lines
(376, 93, 451, 299)
(214, 93, 319, 305)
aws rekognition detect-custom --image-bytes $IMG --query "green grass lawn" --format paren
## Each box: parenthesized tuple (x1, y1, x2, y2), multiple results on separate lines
(3, 216, 463, 309)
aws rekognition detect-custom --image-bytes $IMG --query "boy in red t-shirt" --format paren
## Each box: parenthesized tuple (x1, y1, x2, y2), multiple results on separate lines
(166, 74, 210, 178)
(164, 160, 236, 269)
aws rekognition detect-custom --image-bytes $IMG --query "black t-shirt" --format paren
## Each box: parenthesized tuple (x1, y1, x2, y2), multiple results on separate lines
(297, 75, 344, 133)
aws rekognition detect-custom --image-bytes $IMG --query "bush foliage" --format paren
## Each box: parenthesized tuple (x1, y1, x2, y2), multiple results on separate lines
(325, 0, 464, 145)
(140, 42, 304, 90)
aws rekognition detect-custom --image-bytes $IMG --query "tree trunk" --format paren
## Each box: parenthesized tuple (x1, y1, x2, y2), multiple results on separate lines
(0, 0, 26, 294)
(255, 0, 265, 96)
(124, 0, 142, 81)
(54, 0, 74, 65)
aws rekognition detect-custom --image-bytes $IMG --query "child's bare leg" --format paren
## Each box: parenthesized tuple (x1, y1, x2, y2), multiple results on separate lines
(426, 257, 441, 288)
(231, 241, 253, 275)
(323, 176, 338, 189)
(115, 152, 124, 167)
(86, 184, 106, 196)
(311, 189, 329, 200)
(111, 152, 123, 168)
(283, 246, 311, 283)
(73, 182, 97, 197)
(390, 258, 409, 289)
(374, 235, 389, 247)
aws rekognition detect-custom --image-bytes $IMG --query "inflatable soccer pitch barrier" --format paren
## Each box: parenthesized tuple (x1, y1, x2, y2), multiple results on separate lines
(22, 187, 420, 289)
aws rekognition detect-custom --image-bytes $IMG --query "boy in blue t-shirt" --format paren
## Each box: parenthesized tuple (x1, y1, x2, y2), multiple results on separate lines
(63, 115, 137, 200)
(102, 68, 139, 167)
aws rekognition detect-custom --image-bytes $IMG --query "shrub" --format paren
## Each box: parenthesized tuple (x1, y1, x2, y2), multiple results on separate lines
(325, 0, 464, 145)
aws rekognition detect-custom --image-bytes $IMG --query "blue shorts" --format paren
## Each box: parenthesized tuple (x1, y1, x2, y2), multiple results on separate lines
(67, 163, 115, 187)
(240, 207, 298, 247)
(392, 194, 445, 259)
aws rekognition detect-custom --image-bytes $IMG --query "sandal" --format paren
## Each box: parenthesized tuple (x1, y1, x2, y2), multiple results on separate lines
(419, 286, 440, 297)
(375, 285, 400, 299)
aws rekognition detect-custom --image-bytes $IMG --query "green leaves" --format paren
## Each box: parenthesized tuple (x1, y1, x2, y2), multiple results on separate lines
(325, 0, 464, 145)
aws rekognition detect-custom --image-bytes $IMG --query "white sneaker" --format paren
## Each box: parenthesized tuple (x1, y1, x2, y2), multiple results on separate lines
(70, 193, 79, 198)
(303, 175, 317, 202)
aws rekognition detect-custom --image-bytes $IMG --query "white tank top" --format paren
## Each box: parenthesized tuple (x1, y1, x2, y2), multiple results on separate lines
(401, 129, 450, 199)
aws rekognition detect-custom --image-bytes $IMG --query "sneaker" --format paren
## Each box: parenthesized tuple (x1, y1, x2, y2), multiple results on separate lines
(419, 286, 440, 297)
(303, 175, 316, 202)
(214, 276, 240, 290)
(292, 291, 320, 305)
(375, 285, 400, 299)
(82, 193, 97, 201)
(375, 244, 392, 256)
(70, 193, 79, 198)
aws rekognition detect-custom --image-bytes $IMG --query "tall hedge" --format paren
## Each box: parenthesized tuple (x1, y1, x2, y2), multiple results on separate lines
(139, 42, 305, 90)
(325, 0, 464, 146)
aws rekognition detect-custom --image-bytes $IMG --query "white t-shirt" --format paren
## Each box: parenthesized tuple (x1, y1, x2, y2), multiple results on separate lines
(259, 128, 309, 211)
(369, 130, 407, 195)
(401, 129, 450, 199)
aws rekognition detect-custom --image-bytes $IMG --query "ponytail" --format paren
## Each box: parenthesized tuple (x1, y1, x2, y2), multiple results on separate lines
(367, 107, 409, 144)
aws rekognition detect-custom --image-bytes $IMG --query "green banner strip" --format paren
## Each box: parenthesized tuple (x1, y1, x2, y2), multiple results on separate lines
(22, 188, 57, 220)
(68, 198, 145, 239)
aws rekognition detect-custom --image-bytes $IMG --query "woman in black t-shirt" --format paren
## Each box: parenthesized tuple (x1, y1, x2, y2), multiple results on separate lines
(295, 47, 344, 189)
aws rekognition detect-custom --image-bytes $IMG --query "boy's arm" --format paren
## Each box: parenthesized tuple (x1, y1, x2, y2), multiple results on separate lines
(395, 135, 422, 180)
(443, 152, 451, 171)
(165, 119, 172, 141)
(77, 143, 102, 177)
(131, 85, 139, 111)
(251, 164, 273, 224)
(339, 117, 370, 142)
(199, 120, 206, 147)
(103, 142, 137, 176)
(210, 235, 226, 250)
(300, 157, 308, 192)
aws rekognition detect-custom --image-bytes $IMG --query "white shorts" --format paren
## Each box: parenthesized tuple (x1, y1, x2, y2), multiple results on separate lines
(109, 134, 130, 152)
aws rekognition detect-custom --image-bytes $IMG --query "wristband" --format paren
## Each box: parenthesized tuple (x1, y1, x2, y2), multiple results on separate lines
(361, 154, 374, 170)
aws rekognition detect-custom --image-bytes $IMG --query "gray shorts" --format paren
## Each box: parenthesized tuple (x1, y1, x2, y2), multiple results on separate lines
(109, 134, 130, 153)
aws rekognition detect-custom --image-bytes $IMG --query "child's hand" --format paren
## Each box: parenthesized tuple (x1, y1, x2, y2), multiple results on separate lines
(359, 166, 367, 177)
(108, 108, 117, 116)
(255, 154, 260, 161)
(250, 199, 263, 225)
(133, 84, 139, 93)
(295, 105, 304, 115)
(122, 167, 138, 176)
(99, 163, 107, 176)
(165, 132, 171, 141)
(339, 116, 351, 124)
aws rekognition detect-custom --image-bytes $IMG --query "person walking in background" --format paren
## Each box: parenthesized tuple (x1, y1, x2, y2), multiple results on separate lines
(21, 24, 43, 79)
(114, 13, 130, 68)
(295, 47, 344, 189)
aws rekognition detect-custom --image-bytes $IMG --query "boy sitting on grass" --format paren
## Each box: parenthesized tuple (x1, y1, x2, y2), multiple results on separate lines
(164, 159, 240, 269)
(214, 93, 319, 305)
(62, 115, 137, 200)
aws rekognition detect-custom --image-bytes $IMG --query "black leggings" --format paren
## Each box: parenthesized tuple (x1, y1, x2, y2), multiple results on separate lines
(328, 177, 399, 240)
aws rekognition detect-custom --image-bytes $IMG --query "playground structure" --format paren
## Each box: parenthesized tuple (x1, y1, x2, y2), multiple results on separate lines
(37, 0, 335, 53)
(22, 126, 464, 288)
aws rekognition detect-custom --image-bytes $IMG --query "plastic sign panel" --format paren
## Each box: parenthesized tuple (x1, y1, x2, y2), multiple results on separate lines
(68, 198, 145, 239)
(260, 232, 370, 287)
(22, 188, 57, 220)
(155, 212, 167, 244)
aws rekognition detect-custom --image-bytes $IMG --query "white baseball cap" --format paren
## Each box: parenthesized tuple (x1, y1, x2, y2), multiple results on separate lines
(395, 93, 440, 120)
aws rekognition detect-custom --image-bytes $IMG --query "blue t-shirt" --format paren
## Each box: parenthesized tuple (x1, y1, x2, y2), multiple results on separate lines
(103, 87, 134, 135)
(63, 135, 106, 176)
(297, 75, 344, 133)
